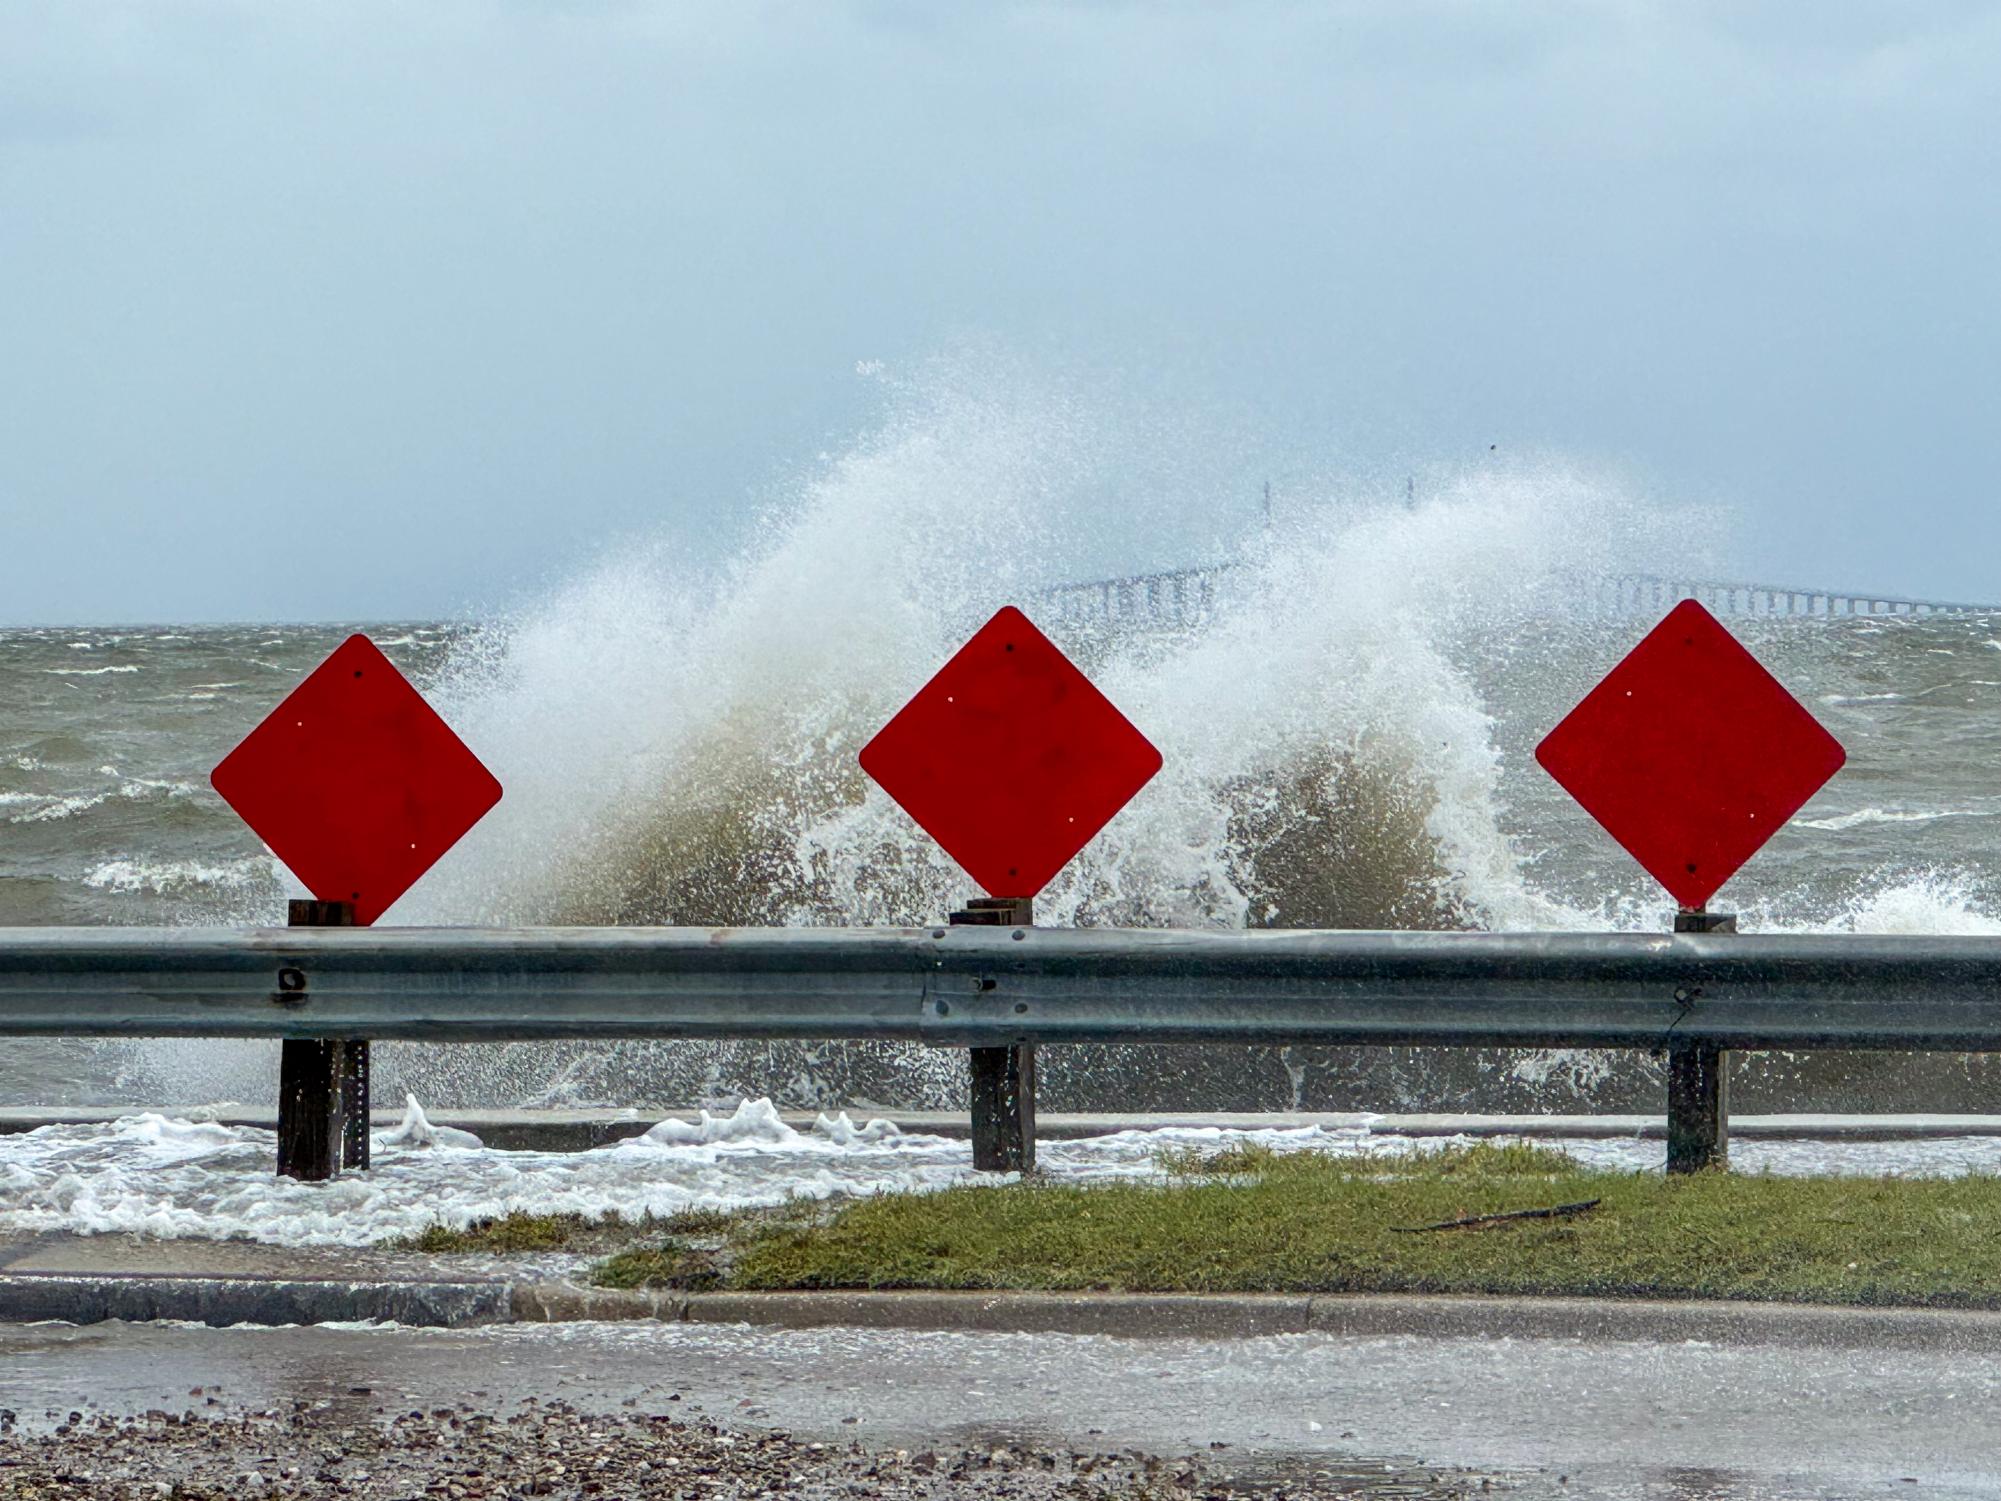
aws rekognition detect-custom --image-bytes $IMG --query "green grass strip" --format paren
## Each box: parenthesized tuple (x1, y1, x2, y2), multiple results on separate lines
(678, 1142, 2001, 1308)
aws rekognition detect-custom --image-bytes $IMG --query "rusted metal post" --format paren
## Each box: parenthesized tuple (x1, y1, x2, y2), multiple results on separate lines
(277, 899, 367, 1181)
(1666, 907, 1734, 1173)
(951, 895, 1036, 1173)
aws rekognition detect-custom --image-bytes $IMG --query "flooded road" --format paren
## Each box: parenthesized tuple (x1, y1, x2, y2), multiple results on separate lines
(0, 1316, 1988, 1498)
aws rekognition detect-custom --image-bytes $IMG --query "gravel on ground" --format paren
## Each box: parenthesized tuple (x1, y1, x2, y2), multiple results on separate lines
(0, 1398, 1495, 1500)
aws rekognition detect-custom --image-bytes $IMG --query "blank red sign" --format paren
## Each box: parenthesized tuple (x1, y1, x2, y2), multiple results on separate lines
(210, 634, 502, 925)
(1535, 598, 1844, 910)
(859, 606, 1162, 899)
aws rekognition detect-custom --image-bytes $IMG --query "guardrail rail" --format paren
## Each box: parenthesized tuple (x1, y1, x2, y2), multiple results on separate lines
(5, 924, 1998, 1179)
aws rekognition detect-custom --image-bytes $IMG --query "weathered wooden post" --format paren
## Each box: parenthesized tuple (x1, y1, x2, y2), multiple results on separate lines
(858, 605, 1160, 1175)
(1536, 597, 1845, 1177)
(1666, 906, 1734, 1174)
(278, 897, 366, 1181)
(951, 895, 1036, 1172)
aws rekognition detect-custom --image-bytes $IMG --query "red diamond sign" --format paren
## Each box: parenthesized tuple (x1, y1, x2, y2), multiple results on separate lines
(210, 634, 502, 925)
(1535, 598, 1844, 910)
(859, 606, 1162, 898)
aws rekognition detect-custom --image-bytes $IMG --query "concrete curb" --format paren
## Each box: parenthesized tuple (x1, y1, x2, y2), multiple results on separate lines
(1301, 1292, 2001, 1351)
(506, 1284, 2001, 1351)
(0, 1273, 512, 1329)
(12, 1267, 2001, 1350)
(512, 1286, 1316, 1338)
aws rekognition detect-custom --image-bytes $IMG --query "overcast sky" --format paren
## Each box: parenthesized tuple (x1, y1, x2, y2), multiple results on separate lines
(4, 1, 1999, 624)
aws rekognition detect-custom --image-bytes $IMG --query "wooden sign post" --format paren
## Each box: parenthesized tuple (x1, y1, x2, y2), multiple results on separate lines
(278, 898, 367, 1182)
(949, 895, 1037, 1172)
(1667, 906, 1735, 1173)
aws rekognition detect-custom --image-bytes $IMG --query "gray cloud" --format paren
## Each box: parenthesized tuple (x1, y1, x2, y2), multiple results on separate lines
(3, 1, 1999, 621)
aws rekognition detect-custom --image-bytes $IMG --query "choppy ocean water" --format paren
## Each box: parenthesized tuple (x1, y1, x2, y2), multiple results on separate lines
(11, 423, 2001, 1118)
(8, 600, 2001, 1115)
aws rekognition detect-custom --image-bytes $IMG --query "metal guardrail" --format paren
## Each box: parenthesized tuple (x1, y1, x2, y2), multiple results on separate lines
(9, 924, 1996, 1176)
(5, 923, 2001, 1048)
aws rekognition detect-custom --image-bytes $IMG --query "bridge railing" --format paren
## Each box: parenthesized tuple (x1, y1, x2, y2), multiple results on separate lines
(1037, 563, 2001, 627)
(1038, 564, 1231, 631)
(5, 924, 1998, 1178)
(1586, 574, 2001, 620)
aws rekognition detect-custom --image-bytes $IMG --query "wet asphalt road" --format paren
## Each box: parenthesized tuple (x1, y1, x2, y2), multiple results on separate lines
(0, 1317, 1990, 1499)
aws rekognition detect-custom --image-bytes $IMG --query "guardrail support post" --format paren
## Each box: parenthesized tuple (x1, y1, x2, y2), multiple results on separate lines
(951, 896, 1036, 1173)
(277, 899, 367, 1181)
(1666, 908, 1734, 1173)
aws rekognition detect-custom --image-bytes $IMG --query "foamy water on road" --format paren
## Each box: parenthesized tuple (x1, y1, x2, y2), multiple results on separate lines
(4, 1102, 2001, 1249)
(1, 1300, 1997, 1497)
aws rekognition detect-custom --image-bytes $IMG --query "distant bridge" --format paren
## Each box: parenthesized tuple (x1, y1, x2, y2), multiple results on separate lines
(1581, 574, 2001, 621)
(1040, 564, 2001, 630)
